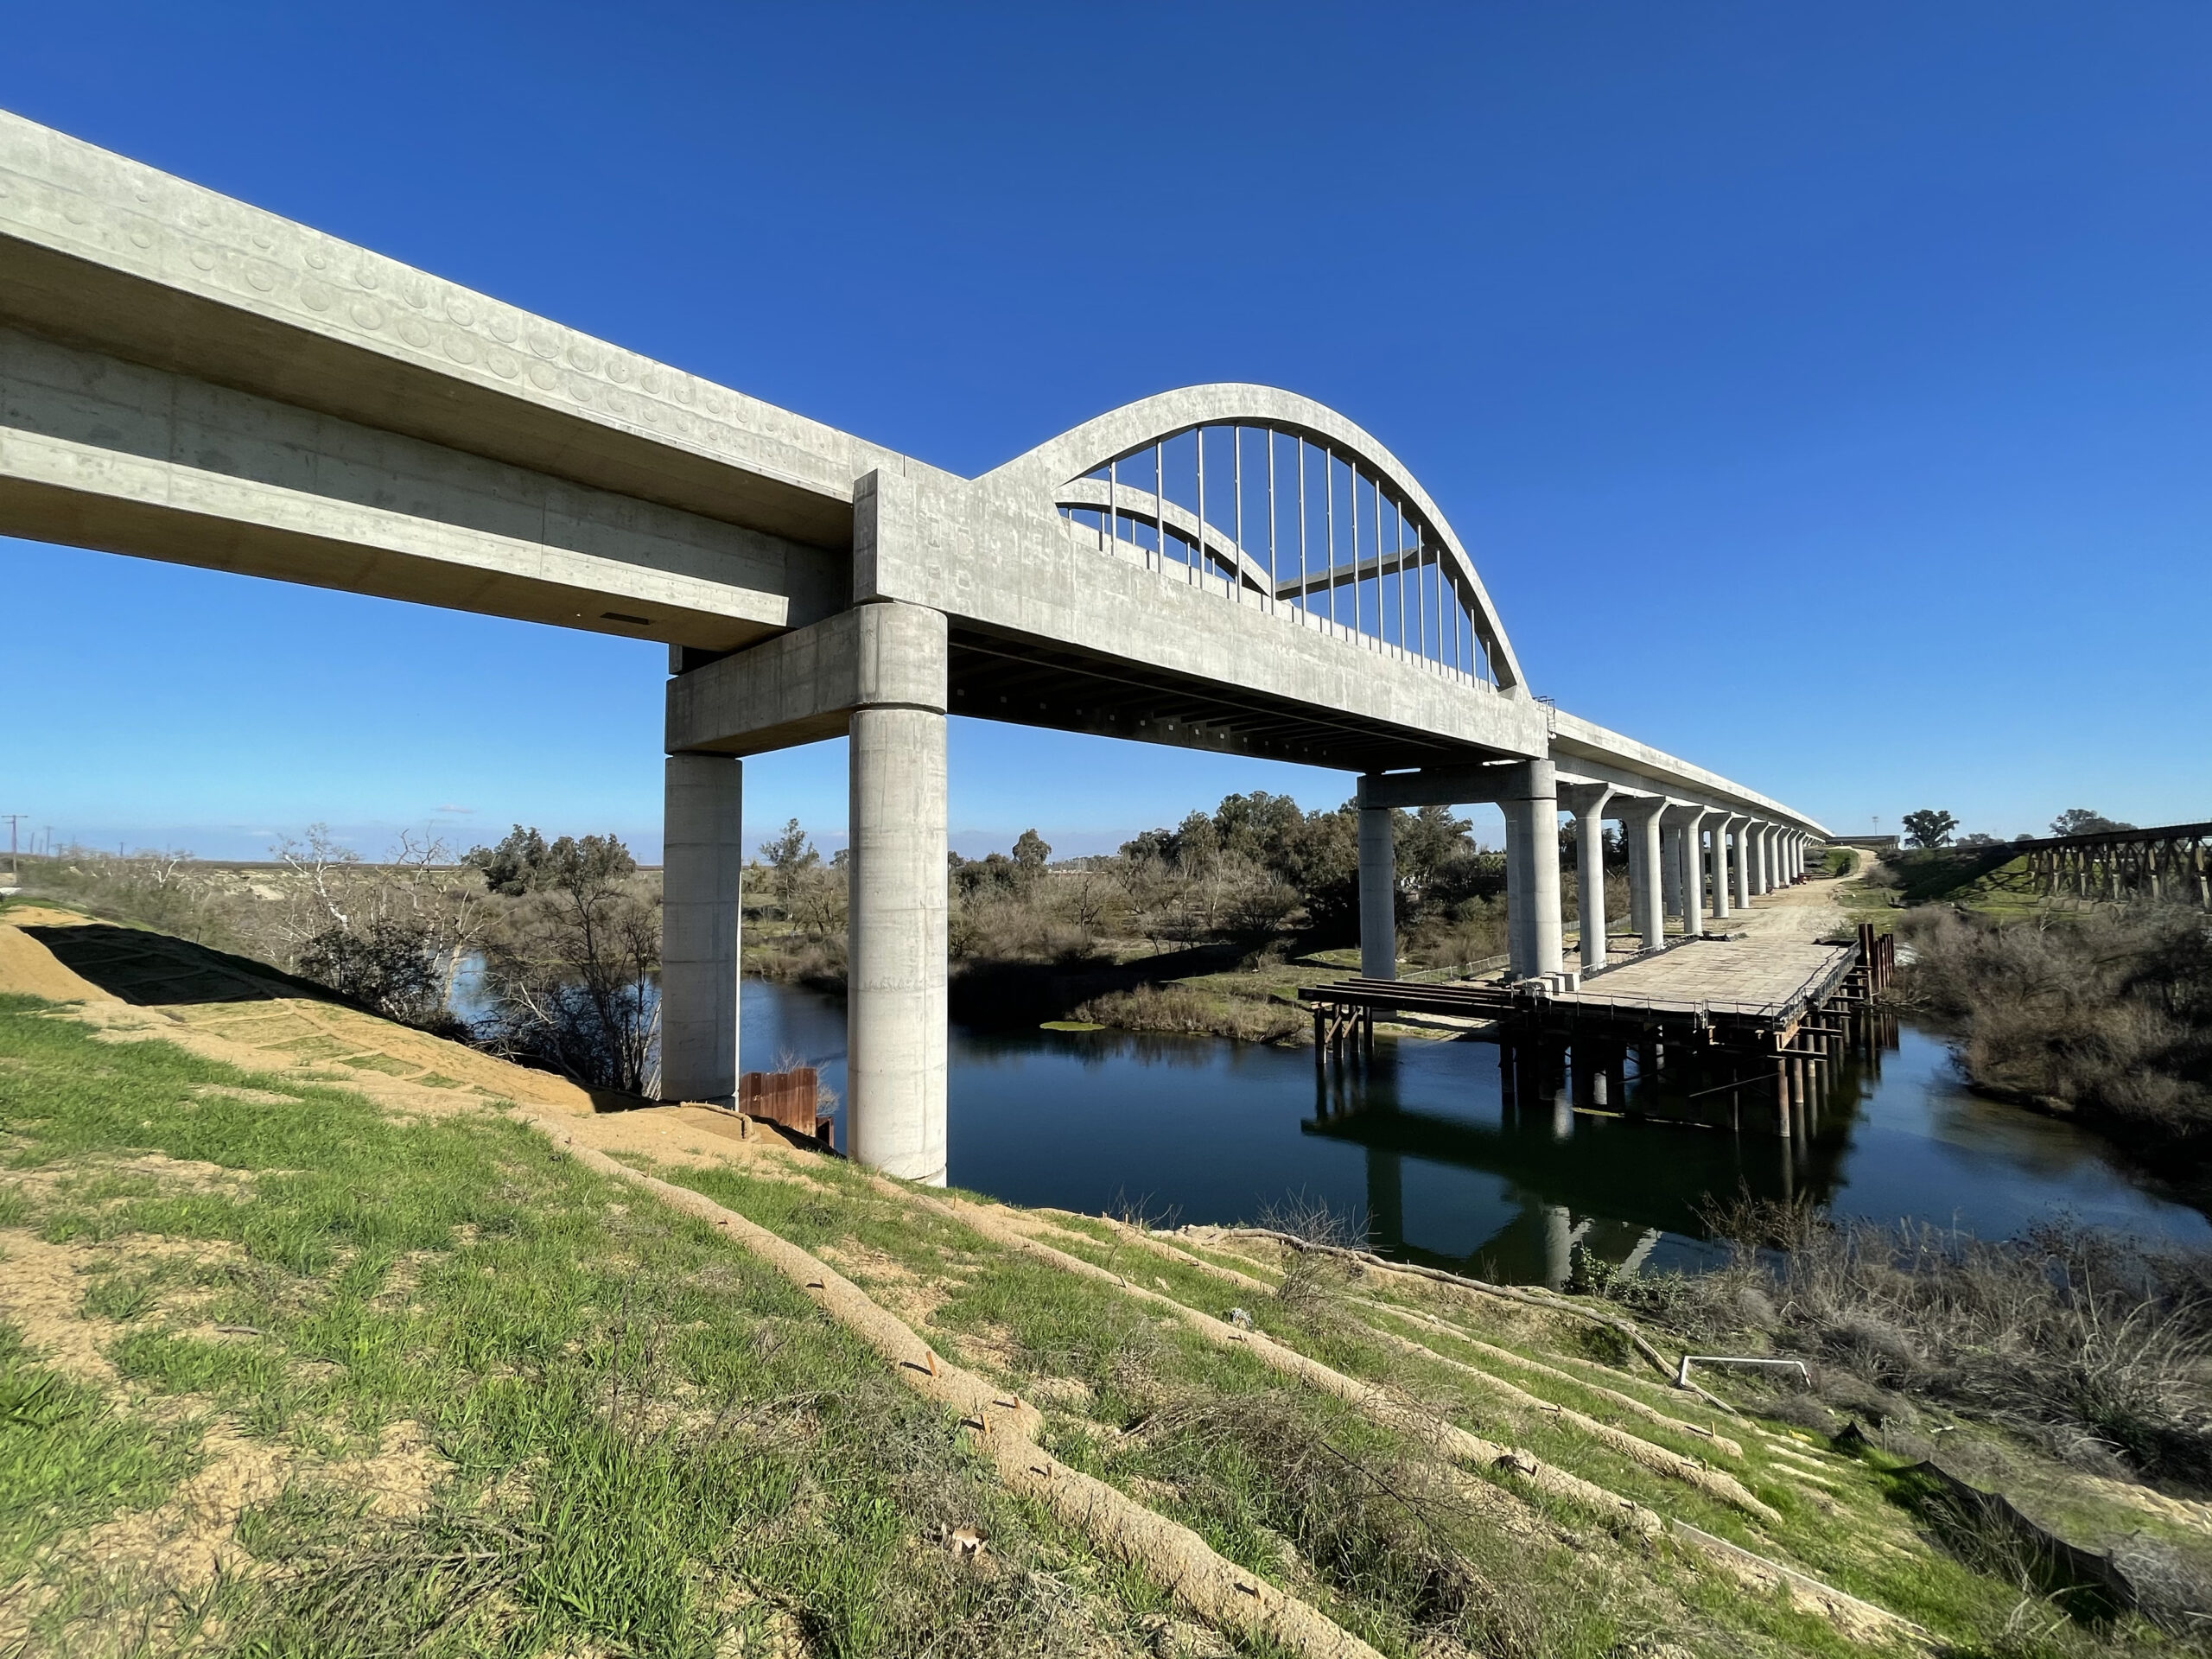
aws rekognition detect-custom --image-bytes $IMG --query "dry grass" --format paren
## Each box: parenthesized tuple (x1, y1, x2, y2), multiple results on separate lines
(1893, 905, 2212, 1156)
(1612, 1199, 2212, 1492)
(1071, 984, 1305, 1045)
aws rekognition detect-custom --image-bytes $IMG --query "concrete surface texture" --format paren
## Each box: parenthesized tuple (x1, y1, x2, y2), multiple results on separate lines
(0, 110, 1831, 1182)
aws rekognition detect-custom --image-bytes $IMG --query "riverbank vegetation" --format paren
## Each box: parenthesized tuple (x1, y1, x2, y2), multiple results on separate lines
(751, 791, 1630, 1041)
(3, 955, 2201, 1656)
(1891, 903, 2212, 1165)
(1597, 1198, 2212, 1631)
(8, 827, 664, 1094)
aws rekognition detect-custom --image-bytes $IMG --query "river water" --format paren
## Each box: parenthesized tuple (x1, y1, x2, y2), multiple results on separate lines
(741, 979, 2211, 1283)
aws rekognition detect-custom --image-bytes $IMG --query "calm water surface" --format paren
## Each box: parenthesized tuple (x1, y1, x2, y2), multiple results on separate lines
(747, 980, 2209, 1282)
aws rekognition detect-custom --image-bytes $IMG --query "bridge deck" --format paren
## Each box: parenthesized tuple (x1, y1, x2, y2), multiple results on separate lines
(1559, 937, 1855, 1021)
(1301, 935, 1863, 1047)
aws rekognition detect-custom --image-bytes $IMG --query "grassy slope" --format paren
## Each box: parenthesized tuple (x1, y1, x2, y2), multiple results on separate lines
(0, 979, 2194, 1656)
(0, 997, 1151, 1657)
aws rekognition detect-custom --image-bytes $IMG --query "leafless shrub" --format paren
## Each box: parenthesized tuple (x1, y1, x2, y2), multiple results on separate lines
(1255, 1196, 1363, 1322)
(19, 843, 240, 943)
(1618, 1200, 2212, 1490)
(1894, 906, 2212, 1152)
(1405, 895, 1508, 972)
(470, 830, 659, 1095)
(1071, 985, 1304, 1044)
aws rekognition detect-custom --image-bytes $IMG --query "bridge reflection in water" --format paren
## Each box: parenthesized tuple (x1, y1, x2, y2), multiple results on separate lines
(1306, 1018, 1897, 1288)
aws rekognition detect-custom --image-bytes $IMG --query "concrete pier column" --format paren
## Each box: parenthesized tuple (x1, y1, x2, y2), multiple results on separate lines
(848, 698, 950, 1185)
(1709, 816, 1738, 920)
(1357, 798, 1397, 981)
(1733, 818, 1755, 909)
(1501, 760, 1563, 980)
(1674, 807, 1711, 938)
(1560, 783, 1616, 974)
(1618, 797, 1666, 951)
(1541, 1203, 1573, 1290)
(659, 753, 744, 1103)
(1660, 821, 1684, 931)
(1758, 824, 1777, 894)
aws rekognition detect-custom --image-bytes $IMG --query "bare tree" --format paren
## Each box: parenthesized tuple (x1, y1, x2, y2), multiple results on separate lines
(472, 831, 661, 1095)
(270, 825, 491, 1014)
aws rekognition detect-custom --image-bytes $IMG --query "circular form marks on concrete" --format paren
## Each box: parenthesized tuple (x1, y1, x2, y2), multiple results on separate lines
(528, 361, 559, 391)
(306, 249, 327, 270)
(444, 334, 478, 365)
(446, 297, 474, 326)
(355, 266, 379, 289)
(246, 263, 276, 292)
(528, 331, 559, 359)
(568, 343, 601, 373)
(129, 227, 154, 249)
(606, 357, 632, 385)
(300, 281, 334, 311)
(351, 302, 384, 330)
(567, 372, 595, 404)
(399, 279, 429, 309)
(487, 347, 519, 378)
(251, 232, 273, 250)
(60, 199, 87, 225)
(189, 247, 216, 271)
(487, 314, 518, 344)
(397, 317, 431, 348)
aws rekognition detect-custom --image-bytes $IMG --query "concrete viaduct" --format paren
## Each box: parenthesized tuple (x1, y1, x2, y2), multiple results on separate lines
(0, 111, 1827, 1183)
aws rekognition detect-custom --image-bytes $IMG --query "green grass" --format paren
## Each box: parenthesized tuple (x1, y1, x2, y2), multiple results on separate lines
(652, 1160, 2043, 1659)
(1, 985, 2195, 1658)
(0, 995, 1153, 1656)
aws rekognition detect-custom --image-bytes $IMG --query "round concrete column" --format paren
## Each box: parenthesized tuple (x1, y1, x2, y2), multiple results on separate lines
(1709, 817, 1736, 920)
(848, 704, 949, 1184)
(1501, 760, 1563, 980)
(659, 752, 743, 1104)
(1732, 819, 1754, 909)
(1679, 810, 1711, 938)
(1357, 803, 1397, 980)
(1660, 822, 1683, 931)
(1619, 799, 1666, 952)
(1572, 793, 1611, 973)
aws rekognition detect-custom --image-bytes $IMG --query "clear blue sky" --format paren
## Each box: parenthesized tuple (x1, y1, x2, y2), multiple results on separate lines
(3, 3, 2207, 861)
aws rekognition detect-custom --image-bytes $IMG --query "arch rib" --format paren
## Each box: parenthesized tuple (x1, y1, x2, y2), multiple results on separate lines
(988, 384, 1524, 692)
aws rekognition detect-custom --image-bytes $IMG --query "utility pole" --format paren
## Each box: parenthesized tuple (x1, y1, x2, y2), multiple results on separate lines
(1, 815, 22, 879)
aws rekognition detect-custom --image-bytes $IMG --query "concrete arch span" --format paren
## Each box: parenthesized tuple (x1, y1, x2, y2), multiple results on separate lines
(989, 385, 1522, 693)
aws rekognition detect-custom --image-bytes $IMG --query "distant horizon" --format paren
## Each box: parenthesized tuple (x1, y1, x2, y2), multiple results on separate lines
(8, 792, 2146, 870)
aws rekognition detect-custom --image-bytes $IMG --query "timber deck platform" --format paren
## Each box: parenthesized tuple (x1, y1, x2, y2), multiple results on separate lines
(1300, 931, 1881, 1056)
